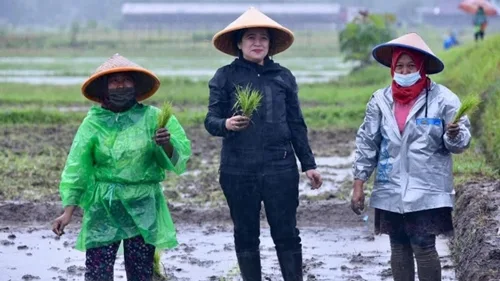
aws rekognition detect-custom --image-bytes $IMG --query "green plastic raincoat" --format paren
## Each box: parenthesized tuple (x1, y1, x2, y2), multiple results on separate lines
(59, 104, 191, 251)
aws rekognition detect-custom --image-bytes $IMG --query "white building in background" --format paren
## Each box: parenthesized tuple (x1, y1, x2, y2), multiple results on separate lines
(120, 2, 346, 30)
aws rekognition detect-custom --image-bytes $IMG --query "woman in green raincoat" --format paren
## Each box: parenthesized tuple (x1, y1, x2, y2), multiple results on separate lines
(51, 54, 191, 281)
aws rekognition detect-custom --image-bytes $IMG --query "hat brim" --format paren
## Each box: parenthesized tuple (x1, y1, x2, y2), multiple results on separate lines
(213, 25, 294, 56)
(81, 67, 160, 103)
(372, 43, 444, 74)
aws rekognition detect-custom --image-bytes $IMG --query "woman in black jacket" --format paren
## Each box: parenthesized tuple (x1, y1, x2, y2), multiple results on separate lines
(204, 7, 323, 281)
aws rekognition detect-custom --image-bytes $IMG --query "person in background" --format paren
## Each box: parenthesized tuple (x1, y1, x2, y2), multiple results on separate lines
(443, 30, 459, 50)
(473, 6, 488, 41)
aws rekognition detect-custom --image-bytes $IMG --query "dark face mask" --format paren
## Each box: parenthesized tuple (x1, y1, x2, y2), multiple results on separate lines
(103, 87, 137, 112)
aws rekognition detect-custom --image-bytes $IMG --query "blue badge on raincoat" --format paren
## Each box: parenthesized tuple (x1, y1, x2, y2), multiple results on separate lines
(416, 118, 442, 126)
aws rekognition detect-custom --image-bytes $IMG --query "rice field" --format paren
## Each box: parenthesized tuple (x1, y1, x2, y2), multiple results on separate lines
(1, 27, 498, 280)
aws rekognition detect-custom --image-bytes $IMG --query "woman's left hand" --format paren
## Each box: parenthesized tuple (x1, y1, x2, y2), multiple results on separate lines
(446, 123, 460, 139)
(154, 128, 171, 145)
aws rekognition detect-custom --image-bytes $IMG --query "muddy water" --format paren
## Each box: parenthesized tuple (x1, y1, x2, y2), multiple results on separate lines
(0, 71, 348, 85)
(299, 152, 355, 197)
(0, 225, 455, 281)
(0, 56, 355, 69)
(0, 56, 354, 85)
(0, 76, 88, 85)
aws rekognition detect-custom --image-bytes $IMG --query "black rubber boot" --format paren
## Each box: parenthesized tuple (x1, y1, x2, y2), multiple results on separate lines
(390, 242, 416, 281)
(413, 245, 442, 281)
(277, 250, 303, 281)
(236, 251, 262, 281)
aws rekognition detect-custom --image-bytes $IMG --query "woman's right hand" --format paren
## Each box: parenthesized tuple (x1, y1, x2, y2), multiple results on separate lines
(446, 123, 460, 139)
(52, 206, 75, 236)
(351, 180, 365, 215)
(225, 115, 250, 131)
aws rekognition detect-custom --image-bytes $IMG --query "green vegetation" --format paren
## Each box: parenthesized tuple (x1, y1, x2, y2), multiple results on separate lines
(434, 35, 500, 174)
(157, 101, 173, 128)
(0, 30, 341, 58)
(153, 250, 168, 281)
(339, 13, 395, 65)
(453, 94, 481, 123)
(233, 84, 263, 118)
(0, 107, 206, 128)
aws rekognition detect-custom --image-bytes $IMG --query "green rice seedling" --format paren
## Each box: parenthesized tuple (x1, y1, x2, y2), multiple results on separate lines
(153, 250, 168, 281)
(453, 95, 481, 123)
(157, 101, 173, 128)
(233, 84, 263, 118)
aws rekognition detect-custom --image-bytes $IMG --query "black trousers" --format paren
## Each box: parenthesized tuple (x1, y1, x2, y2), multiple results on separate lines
(219, 169, 301, 254)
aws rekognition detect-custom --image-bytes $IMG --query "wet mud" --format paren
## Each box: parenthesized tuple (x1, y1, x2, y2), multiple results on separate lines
(0, 125, 460, 280)
(451, 180, 500, 281)
(0, 125, 355, 202)
(0, 224, 456, 281)
(0, 125, 355, 161)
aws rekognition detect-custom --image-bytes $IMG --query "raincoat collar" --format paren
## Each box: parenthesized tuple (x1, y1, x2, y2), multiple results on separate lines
(232, 55, 281, 73)
(377, 81, 438, 140)
(385, 81, 437, 105)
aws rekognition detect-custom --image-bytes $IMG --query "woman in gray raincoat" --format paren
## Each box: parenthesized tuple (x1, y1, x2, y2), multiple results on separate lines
(351, 33, 471, 281)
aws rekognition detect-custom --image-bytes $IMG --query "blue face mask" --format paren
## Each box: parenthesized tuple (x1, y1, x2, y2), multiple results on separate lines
(394, 71, 421, 87)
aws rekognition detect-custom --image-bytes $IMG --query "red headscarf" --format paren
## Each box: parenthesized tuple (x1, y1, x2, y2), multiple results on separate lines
(391, 47, 430, 104)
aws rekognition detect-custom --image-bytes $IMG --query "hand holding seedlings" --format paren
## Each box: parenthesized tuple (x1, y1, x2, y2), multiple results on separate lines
(226, 84, 262, 131)
(233, 84, 263, 118)
(447, 95, 480, 139)
(154, 128, 171, 145)
(446, 123, 460, 139)
(155, 102, 174, 157)
(225, 115, 250, 131)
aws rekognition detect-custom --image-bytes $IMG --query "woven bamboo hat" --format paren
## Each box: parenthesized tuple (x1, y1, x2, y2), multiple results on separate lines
(372, 33, 444, 74)
(81, 53, 160, 103)
(212, 6, 295, 56)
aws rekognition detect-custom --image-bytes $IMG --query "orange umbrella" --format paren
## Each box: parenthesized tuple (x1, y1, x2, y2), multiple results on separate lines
(459, 0, 498, 16)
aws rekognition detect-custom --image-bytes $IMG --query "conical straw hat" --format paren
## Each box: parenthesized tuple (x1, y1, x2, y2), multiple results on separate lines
(81, 53, 160, 103)
(372, 33, 444, 74)
(212, 6, 295, 56)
